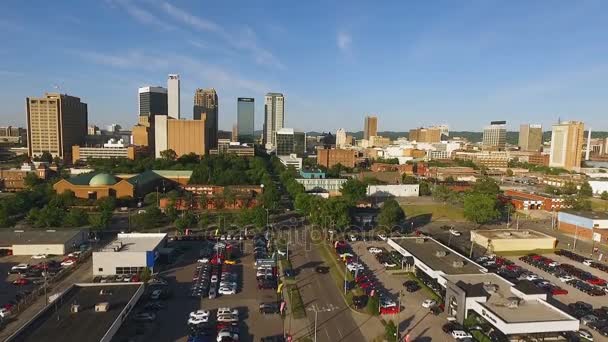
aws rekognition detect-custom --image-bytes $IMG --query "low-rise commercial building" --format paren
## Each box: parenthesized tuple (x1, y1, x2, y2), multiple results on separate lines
(295, 177, 347, 196)
(278, 154, 303, 170)
(454, 151, 508, 169)
(72, 139, 142, 164)
(470, 229, 557, 252)
(558, 210, 608, 244)
(93, 233, 167, 276)
(317, 148, 356, 168)
(501, 189, 568, 211)
(387, 237, 579, 338)
(0, 162, 52, 191)
(6, 283, 144, 342)
(367, 184, 419, 197)
(209, 140, 254, 156)
(0, 229, 88, 255)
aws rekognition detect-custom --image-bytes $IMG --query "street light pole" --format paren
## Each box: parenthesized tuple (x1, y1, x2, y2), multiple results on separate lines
(314, 309, 318, 342)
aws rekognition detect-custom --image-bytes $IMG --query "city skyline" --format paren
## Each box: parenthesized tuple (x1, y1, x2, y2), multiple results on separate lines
(2, 2, 608, 131)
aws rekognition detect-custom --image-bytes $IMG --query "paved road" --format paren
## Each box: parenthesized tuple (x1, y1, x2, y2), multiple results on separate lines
(287, 230, 367, 342)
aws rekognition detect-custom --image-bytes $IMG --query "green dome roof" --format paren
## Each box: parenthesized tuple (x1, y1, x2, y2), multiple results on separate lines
(89, 173, 117, 186)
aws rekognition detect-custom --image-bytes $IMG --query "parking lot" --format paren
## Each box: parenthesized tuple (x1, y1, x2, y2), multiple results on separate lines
(112, 239, 284, 342)
(350, 241, 447, 341)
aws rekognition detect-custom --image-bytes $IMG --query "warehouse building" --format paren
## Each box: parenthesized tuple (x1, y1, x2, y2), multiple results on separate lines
(0, 229, 88, 256)
(387, 237, 579, 338)
(558, 210, 608, 244)
(470, 229, 557, 253)
(6, 283, 144, 342)
(92, 233, 167, 276)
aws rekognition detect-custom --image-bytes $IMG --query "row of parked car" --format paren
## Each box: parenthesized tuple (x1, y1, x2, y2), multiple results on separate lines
(253, 235, 278, 291)
(556, 249, 608, 273)
(186, 307, 241, 341)
(567, 301, 608, 337)
(367, 247, 402, 269)
(519, 254, 607, 296)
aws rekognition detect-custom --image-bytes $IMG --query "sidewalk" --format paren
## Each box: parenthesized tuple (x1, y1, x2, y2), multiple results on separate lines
(276, 254, 311, 341)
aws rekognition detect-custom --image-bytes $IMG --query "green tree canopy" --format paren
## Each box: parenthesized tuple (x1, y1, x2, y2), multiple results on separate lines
(601, 191, 608, 201)
(63, 208, 89, 227)
(463, 193, 501, 224)
(340, 179, 367, 204)
(472, 177, 500, 195)
(377, 199, 405, 229)
(579, 181, 593, 197)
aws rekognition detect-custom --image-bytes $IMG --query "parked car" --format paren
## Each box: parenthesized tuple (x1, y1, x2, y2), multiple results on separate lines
(421, 299, 437, 308)
(133, 312, 156, 322)
(259, 302, 280, 314)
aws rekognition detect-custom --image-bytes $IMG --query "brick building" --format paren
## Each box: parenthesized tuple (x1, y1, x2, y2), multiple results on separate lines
(317, 148, 356, 168)
(501, 189, 568, 211)
(557, 211, 608, 244)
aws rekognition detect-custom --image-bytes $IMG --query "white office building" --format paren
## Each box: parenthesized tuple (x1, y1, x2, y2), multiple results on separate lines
(263, 93, 285, 150)
(168, 74, 180, 119)
(336, 128, 347, 148)
(93, 233, 167, 276)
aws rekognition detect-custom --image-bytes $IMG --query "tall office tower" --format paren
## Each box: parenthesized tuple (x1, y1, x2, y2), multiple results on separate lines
(168, 74, 180, 119)
(364, 115, 378, 140)
(275, 128, 295, 156)
(263, 93, 285, 149)
(138, 86, 168, 119)
(237, 97, 255, 143)
(549, 121, 584, 171)
(519, 124, 543, 152)
(154, 115, 206, 158)
(482, 121, 507, 151)
(409, 127, 442, 143)
(26, 93, 88, 161)
(231, 124, 238, 142)
(336, 128, 347, 148)
(193, 88, 219, 150)
(294, 131, 306, 157)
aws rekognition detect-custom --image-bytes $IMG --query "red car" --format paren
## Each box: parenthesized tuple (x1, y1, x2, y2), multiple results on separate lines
(2, 303, 15, 310)
(551, 287, 568, 296)
(505, 264, 520, 271)
(587, 278, 607, 286)
(359, 281, 375, 289)
(380, 306, 400, 315)
(12, 278, 29, 286)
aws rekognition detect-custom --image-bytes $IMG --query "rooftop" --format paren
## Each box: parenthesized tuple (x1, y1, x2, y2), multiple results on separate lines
(0, 229, 86, 247)
(560, 210, 608, 220)
(472, 229, 555, 240)
(98, 233, 166, 253)
(9, 283, 142, 342)
(445, 273, 573, 324)
(390, 237, 485, 275)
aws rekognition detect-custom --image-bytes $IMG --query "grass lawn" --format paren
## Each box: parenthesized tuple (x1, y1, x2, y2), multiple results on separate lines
(400, 203, 466, 221)
(591, 198, 608, 211)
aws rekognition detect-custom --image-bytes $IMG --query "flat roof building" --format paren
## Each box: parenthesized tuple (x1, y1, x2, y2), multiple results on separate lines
(5, 283, 144, 342)
(0, 229, 88, 256)
(558, 210, 608, 244)
(470, 229, 557, 253)
(154, 115, 206, 158)
(92, 233, 167, 276)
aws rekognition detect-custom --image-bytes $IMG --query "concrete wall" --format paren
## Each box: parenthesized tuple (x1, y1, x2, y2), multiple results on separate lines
(367, 184, 419, 197)
(12, 244, 66, 256)
(470, 232, 556, 252)
(93, 252, 147, 276)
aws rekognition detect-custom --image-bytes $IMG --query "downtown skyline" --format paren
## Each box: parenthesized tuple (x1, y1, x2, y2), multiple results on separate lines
(2, 1, 608, 132)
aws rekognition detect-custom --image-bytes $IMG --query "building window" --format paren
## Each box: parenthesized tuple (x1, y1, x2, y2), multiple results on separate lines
(98, 268, 103, 272)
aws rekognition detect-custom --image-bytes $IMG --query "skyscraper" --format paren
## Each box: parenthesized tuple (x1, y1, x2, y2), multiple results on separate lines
(138, 86, 167, 118)
(193, 88, 219, 151)
(26, 93, 88, 161)
(519, 124, 543, 152)
(549, 121, 584, 171)
(294, 131, 306, 157)
(263, 93, 285, 149)
(364, 115, 378, 140)
(482, 121, 507, 150)
(275, 128, 295, 156)
(336, 128, 347, 148)
(168, 74, 180, 119)
(237, 97, 255, 143)
(409, 127, 442, 143)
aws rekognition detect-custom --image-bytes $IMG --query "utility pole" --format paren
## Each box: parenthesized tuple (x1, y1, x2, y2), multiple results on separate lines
(397, 290, 402, 342)
(573, 225, 579, 251)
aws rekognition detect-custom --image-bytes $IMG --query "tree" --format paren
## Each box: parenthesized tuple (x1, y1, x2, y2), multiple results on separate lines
(419, 181, 431, 196)
(506, 169, 514, 177)
(340, 179, 367, 204)
(198, 213, 210, 230)
(432, 184, 453, 202)
(401, 175, 418, 184)
(143, 192, 157, 206)
(165, 199, 179, 221)
(294, 193, 312, 215)
(223, 187, 236, 208)
(472, 177, 500, 195)
(0, 204, 15, 227)
(139, 267, 152, 283)
(564, 195, 592, 211)
(322, 198, 351, 229)
(96, 196, 116, 212)
(39, 151, 53, 163)
(89, 209, 113, 230)
(23, 173, 43, 188)
(562, 182, 578, 196)
(384, 320, 398, 341)
(160, 149, 177, 161)
(579, 181, 593, 198)
(463, 193, 501, 224)
(63, 208, 89, 227)
(174, 211, 196, 233)
(601, 191, 608, 201)
(377, 199, 405, 229)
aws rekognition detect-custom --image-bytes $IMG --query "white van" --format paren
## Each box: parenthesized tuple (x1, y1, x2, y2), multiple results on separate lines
(451, 330, 472, 339)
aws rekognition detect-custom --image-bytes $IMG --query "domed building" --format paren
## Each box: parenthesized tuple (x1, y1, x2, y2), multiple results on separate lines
(53, 170, 168, 200)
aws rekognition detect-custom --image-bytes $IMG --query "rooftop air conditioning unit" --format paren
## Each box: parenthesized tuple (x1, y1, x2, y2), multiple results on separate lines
(521, 231, 529, 235)
(506, 297, 520, 309)
(452, 261, 464, 268)
(483, 282, 498, 293)
(436, 251, 447, 257)
(415, 238, 426, 244)
(95, 302, 110, 312)
(71, 303, 81, 313)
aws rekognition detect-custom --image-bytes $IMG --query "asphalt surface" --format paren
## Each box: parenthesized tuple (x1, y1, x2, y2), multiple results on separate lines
(288, 231, 366, 342)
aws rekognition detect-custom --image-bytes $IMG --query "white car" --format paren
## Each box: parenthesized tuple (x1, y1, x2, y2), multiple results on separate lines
(578, 329, 594, 341)
(339, 252, 354, 259)
(349, 235, 357, 242)
(449, 229, 461, 236)
(217, 314, 238, 323)
(210, 275, 218, 283)
(216, 330, 239, 342)
(525, 274, 541, 281)
(31, 254, 47, 259)
(383, 261, 397, 268)
(226, 235, 232, 240)
(219, 281, 237, 288)
(583, 259, 593, 267)
(368, 247, 383, 254)
(548, 261, 560, 267)
(378, 234, 387, 241)
(61, 260, 75, 267)
(188, 316, 209, 325)
(197, 258, 210, 264)
(421, 299, 437, 308)
(218, 286, 236, 295)
(277, 249, 286, 257)
(346, 263, 364, 272)
(452, 330, 473, 339)
(68, 251, 82, 258)
(0, 308, 11, 318)
(11, 264, 29, 271)
(381, 299, 397, 308)
(189, 309, 210, 321)
(220, 235, 226, 241)
(217, 307, 238, 317)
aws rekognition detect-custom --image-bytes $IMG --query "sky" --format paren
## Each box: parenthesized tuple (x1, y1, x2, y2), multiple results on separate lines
(1, 0, 608, 132)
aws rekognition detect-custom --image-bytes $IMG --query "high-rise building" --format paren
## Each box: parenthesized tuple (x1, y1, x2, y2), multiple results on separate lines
(231, 124, 238, 142)
(193, 88, 218, 151)
(275, 128, 295, 156)
(364, 116, 378, 140)
(263, 93, 285, 149)
(237, 97, 255, 143)
(409, 127, 442, 143)
(294, 132, 306, 157)
(336, 128, 347, 148)
(519, 124, 543, 152)
(317, 148, 357, 168)
(26, 93, 88, 161)
(168, 74, 180, 119)
(138, 86, 167, 118)
(549, 121, 584, 171)
(154, 115, 206, 158)
(482, 121, 507, 151)
(0, 126, 26, 145)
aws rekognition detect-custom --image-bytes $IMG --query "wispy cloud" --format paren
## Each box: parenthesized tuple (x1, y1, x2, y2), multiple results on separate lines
(73, 50, 169, 70)
(337, 31, 352, 52)
(159, 2, 285, 69)
(0, 70, 24, 77)
(108, 0, 176, 31)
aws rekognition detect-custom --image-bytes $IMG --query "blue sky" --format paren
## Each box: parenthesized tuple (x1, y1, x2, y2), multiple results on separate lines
(2, 0, 608, 132)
